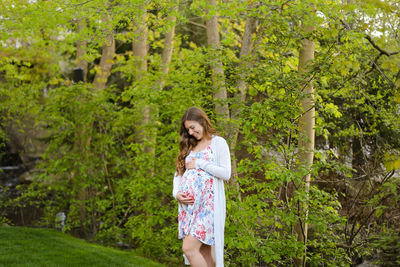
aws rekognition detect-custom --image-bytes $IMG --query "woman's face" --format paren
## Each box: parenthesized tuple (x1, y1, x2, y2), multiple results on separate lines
(184, 120, 204, 140)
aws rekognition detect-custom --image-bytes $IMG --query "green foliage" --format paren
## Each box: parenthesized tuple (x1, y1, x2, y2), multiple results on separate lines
(1, 0, 400, 266)
(368, 228, 400, 266)
(222, 88, 351, 265)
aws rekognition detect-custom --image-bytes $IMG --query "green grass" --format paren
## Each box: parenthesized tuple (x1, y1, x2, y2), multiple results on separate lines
(0, 226, 165, 267)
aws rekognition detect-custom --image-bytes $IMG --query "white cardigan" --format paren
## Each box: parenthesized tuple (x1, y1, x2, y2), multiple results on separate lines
(173, 135, 231, 267)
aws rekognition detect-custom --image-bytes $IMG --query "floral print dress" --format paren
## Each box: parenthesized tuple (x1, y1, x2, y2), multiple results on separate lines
(178, 146, 215, 246)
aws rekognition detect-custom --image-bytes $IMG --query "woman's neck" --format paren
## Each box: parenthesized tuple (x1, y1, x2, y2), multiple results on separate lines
(192, 136, 212, 152)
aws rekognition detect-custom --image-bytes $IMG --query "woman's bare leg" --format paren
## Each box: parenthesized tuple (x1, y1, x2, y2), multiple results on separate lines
(200, 244, 215, 267)
(182, 235, 207, 267)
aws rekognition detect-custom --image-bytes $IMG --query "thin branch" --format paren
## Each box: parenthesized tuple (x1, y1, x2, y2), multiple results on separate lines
(370, 59, 396, 86)
(188, 20, 207, 29)
(365, 54, 381, 75)
(117, 204, 133, 227)
(365, 34, 400, 57)
(63, 0, 95, 7)
(364, 34, 400, 78)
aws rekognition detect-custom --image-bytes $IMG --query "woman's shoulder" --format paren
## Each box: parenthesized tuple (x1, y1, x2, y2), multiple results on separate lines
(212, 135, 228, 145)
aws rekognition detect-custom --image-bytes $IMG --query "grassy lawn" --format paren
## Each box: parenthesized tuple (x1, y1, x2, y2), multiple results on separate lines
(0, 226, 165, 267)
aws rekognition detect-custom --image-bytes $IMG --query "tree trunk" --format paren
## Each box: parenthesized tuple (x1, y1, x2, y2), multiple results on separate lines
(294, 22, 316, 267)
(206, 0, 229, 132)
(132, 5, 149, 144)
(76, 18, 88, 82)
(93, 14, 115, 90)
(132, 7, 148, 75)
(73, 8, 115, 237)
(73, 18, 89, 237)
(159, 4, 178, 91)
(229, 13, 258, 199)
(132, 4, 154, 157)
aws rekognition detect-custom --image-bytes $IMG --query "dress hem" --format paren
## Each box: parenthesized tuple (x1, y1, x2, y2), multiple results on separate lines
(178, 233, 215, 247)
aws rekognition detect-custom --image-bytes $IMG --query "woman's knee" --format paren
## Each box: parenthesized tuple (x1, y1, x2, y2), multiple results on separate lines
(182, 242, 196, 258)
(182, 236, 200, 258)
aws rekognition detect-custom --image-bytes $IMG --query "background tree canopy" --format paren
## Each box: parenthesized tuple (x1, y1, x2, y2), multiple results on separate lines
(1, 0, 400, 266)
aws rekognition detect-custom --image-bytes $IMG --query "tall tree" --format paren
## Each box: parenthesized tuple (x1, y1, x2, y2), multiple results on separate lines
(132, 2, 152, 154)
(293, 6, 316, 267)
(159, 3, 178, 91)
(229, 8, 258, 198)
(93, 11, 115, 90)
(76, 19, 88, 82)
(73, 2, 116, 237)
(206, 0, 229, 132)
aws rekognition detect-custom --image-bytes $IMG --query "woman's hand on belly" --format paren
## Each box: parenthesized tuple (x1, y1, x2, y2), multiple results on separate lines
(185, 158, 196, 170)
(176, 192, 195, 205)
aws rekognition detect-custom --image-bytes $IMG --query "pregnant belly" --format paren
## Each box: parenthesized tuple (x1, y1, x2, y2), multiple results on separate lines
(179, 169, 211, 197)
(180, 169, 196, 189)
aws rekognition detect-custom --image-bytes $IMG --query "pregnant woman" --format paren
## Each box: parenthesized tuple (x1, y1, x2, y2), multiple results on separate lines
(173, 107, 231, 267)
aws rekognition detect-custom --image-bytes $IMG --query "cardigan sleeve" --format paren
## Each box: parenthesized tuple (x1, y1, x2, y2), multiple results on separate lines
(195, 136, 231, 181)
(172, 172, 181, 199)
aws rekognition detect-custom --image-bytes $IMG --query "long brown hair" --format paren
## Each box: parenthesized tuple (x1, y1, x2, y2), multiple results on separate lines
(175, 107, 216, 175)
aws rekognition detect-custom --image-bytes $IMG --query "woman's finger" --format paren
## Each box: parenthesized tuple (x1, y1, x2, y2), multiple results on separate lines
(182, 197, 194, 205)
